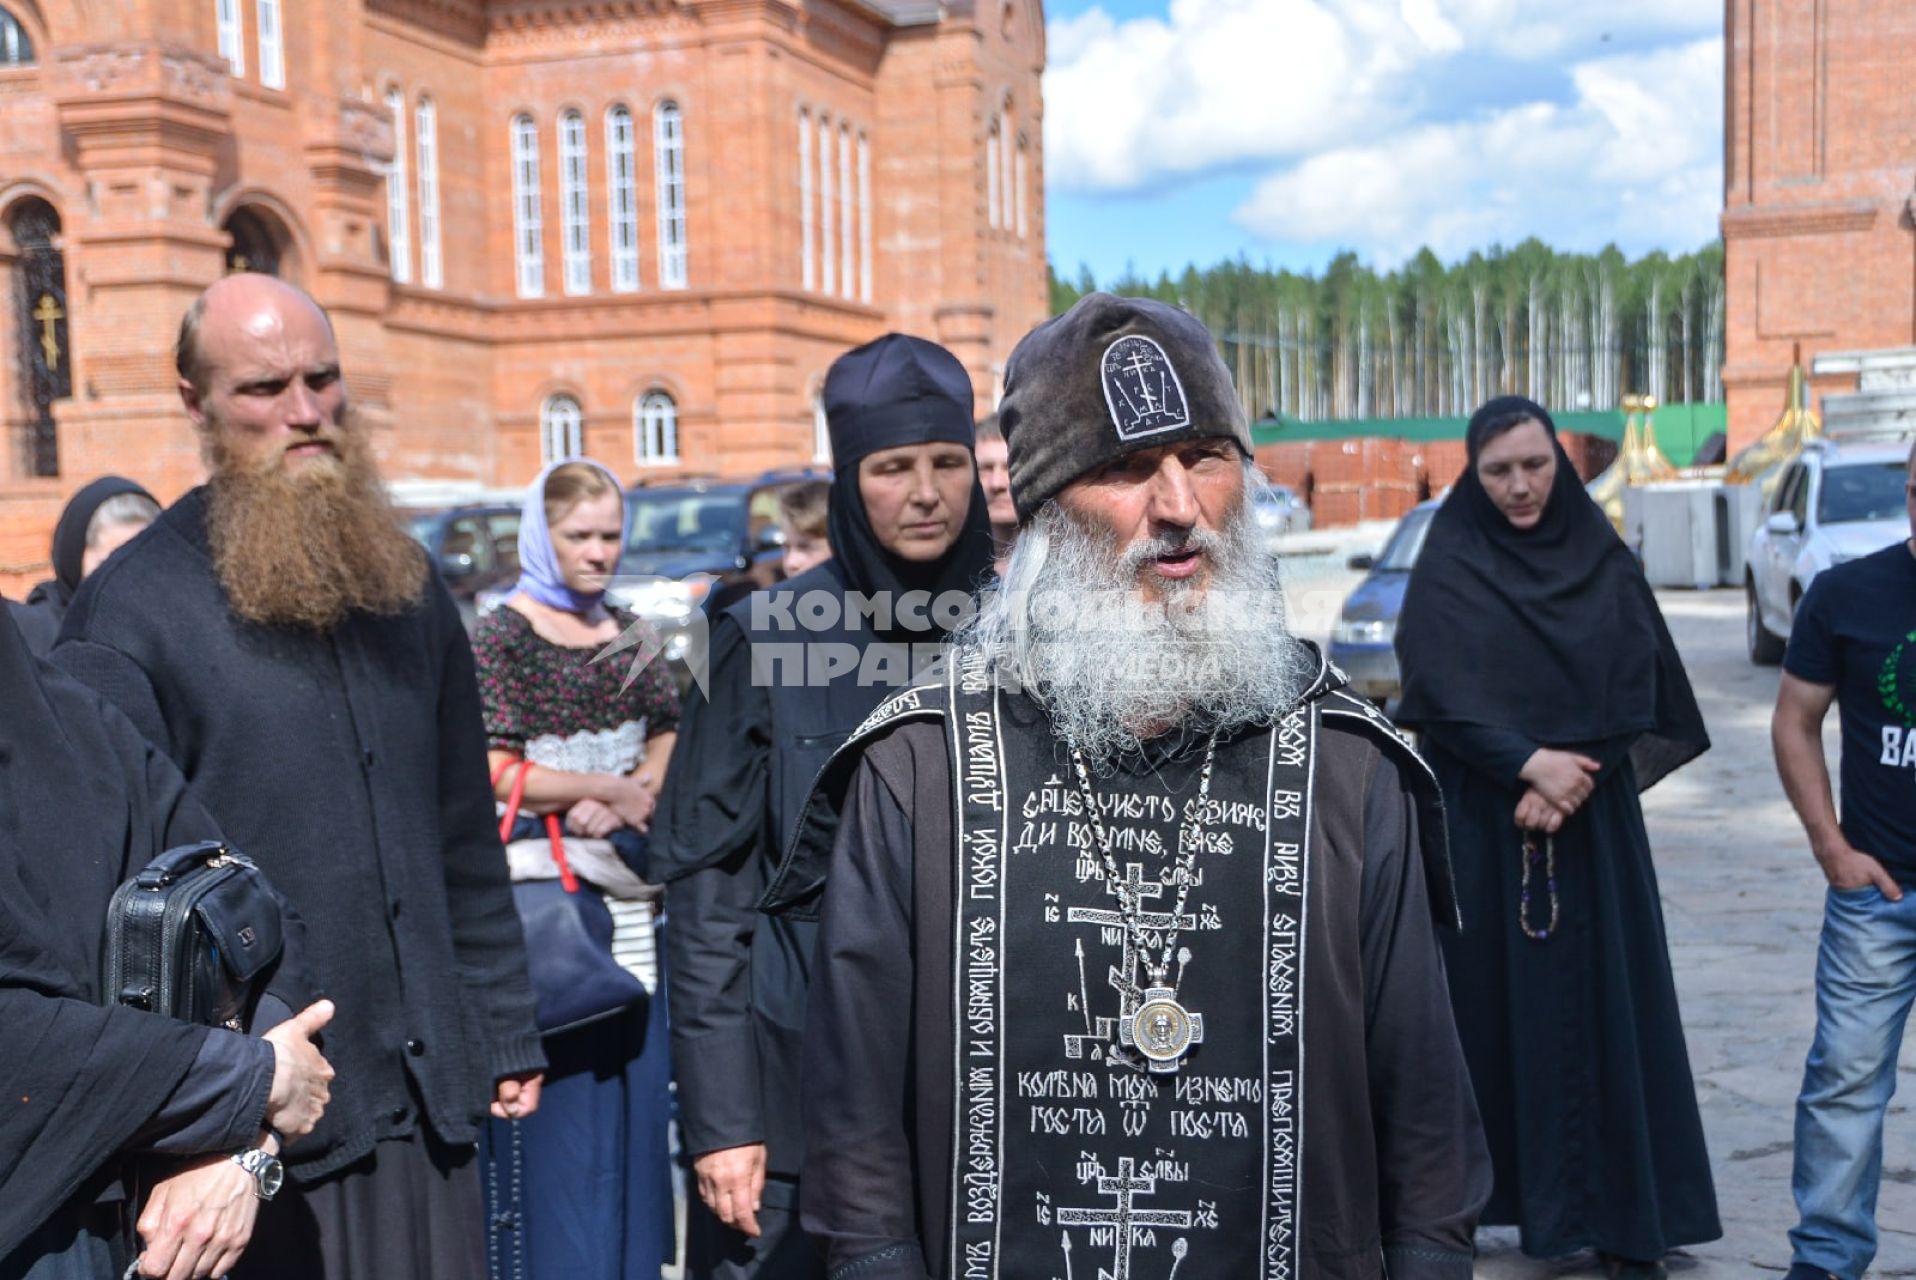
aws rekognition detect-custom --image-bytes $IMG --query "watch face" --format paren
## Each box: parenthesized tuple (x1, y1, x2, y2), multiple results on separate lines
(257, 1155, 284, 1199)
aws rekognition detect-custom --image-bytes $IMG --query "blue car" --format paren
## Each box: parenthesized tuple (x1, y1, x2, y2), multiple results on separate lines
(1327, 499, 1439, 707)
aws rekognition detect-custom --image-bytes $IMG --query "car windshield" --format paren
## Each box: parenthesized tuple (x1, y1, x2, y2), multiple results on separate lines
(625, 491, 745, 553)
(1817, 461, 1908, 525)
(1374, 506, 1436, 572)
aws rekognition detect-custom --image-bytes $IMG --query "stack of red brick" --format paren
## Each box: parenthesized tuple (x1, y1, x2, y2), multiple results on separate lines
(1254, 433, 1612, 529)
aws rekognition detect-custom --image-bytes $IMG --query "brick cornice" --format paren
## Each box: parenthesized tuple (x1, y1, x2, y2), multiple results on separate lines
(1720, 199, 1881, 241)
(50, 41, 232, 164)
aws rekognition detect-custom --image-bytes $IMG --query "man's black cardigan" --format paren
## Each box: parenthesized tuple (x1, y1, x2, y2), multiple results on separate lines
(55, 488, 545, 1182)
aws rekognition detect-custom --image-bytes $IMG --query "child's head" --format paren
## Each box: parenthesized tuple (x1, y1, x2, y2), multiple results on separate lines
(776, 480, 832, 578)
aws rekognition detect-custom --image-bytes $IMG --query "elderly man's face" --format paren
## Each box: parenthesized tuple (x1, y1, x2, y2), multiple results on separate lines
(1055, 439, 1243, 601)
(180, 277, 347, 475)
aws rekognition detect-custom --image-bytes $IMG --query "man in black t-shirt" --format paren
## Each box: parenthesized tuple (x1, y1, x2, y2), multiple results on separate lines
(1773, 440, 1916, 1280)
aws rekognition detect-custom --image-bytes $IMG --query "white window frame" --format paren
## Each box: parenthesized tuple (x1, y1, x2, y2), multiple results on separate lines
(384, 88, 412, 284)
(986, 120, 1001, 229)
(817, 115, 834, 296)
(416, 97, 443, 287)
(1015, 137, 1028, 240)
(607, 106, 640, 292)
(540, 395, 583, 464)
(558, 109, 592, 295)
(216, 0, 244, 75)
(799, 110, 814, 291)
(1000, 107, 1016, 237)
(813, 391, 831, 464)
(635, 392, 680, 466)
(858, 132, 872, 303)
(654, 101, 687, 289)
(510, 114, 544, 299)
(838, 123, 854, 300)
(256, 0, 283, 89)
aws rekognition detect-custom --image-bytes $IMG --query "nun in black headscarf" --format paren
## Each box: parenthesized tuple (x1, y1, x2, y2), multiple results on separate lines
(0, 604, 332, 1279)
(1394, 396, 1717, 1278)
(654, 333, 993, 1280)
(6, 477, 159, 657)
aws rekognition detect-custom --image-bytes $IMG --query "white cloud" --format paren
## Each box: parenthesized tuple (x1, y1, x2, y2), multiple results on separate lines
(1042, 0, 1724, 259)
(1228, 37, 1723, 263)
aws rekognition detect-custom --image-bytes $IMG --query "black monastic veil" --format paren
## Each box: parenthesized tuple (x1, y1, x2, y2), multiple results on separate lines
(1394, 395, 1708, 788)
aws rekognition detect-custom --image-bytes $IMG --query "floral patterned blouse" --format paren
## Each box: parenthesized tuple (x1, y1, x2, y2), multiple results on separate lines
(473, 604, 681, 776)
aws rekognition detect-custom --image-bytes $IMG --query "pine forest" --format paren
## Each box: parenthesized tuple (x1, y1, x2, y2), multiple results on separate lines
(1050, 240, 1727, 423)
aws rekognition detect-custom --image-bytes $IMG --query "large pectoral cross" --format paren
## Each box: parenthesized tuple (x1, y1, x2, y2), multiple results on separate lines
(1057, 1158, 1193, 1280)
(32, 293, 63, 370)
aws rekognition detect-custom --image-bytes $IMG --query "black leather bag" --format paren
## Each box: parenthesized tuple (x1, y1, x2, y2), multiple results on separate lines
(103, 840, 285, 1031)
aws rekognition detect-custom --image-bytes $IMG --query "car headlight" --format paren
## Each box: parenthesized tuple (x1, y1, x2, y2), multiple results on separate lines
(1333, 618, 1394, 645)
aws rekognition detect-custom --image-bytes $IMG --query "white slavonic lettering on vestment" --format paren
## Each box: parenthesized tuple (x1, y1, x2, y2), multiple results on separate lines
(948, 667, 1313, 1279)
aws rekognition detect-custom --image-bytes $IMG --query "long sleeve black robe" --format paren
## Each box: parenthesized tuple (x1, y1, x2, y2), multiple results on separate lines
(1421, 721, 1719, 1259)
(801, 717, 1491, 1280)
(52, 488, 545, 1183)
(1, 609, 286, 1267)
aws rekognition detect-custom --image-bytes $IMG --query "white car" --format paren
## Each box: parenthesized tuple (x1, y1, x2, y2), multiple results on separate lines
(1746, 438, 1910, 663)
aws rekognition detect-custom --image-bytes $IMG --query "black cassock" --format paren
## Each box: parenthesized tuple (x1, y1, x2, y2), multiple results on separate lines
(780, 656, 1491, 1280)
(1396, 396, 1718, 1260)
(0, 605, 291, 1274)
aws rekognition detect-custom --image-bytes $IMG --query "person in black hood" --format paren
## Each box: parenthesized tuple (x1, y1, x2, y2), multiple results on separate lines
(1394, 395, 1717, 1280)
(0, 605, 335, 1280)
(6, 477, 159, 657)
(655, 333, 993, 1280)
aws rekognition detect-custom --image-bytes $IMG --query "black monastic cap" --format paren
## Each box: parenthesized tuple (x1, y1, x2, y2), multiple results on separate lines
(823, 333, 976, 468)
(998, 292, 1250, 523)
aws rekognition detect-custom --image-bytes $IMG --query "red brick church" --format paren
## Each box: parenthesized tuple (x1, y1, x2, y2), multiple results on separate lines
(0, 0, 1047, 589)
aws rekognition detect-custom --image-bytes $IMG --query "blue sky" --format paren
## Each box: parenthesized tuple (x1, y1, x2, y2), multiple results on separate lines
(1041, 0, 1724, 284)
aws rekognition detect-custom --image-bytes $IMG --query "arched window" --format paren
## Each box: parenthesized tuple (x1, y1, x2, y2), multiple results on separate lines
(858, 132, 872, 302)
(558, 109, 592, 294)
(2, 7, 36, 64)
(383, 88, 412, 283)
(985, 119, 1001, 229)
(838, 122, 854, 300)
(540, 394, 583, 464)
(223, 208, 282, 276)
(510, 113, 544, 298)
(416, 97, 443, 287)
(256, 0, 284, 89)
(817, 114, 834, 295)
(606, 106, 639, 292)
(11, 199, 69, 476)
(214, 0, 243, 75)
(654, 101, 687, 289)
(798, 109, 814, 291)
(635, 391, 679, 466)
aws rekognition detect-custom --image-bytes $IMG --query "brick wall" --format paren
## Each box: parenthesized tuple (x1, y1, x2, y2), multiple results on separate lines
(1723, 0, 1916, 451)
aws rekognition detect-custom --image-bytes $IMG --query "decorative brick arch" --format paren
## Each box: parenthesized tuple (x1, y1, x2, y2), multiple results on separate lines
(208, 190, 312, 283)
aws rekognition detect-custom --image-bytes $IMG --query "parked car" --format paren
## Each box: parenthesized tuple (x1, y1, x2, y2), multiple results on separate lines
(605, 470, 828, 677)
(1252, 483, 1312, 546)
(1746, 438, 1910, 664)
(407, 503, 522, 629)
(1326, 499, 1440, 706)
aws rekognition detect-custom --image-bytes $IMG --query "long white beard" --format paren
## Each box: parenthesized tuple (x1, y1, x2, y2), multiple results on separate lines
(955, 468, 1311, 766)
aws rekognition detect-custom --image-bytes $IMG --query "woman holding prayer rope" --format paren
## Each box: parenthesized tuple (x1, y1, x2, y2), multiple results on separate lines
(473, 458, 679, 1280)
(1394, 395, 1719, 1279)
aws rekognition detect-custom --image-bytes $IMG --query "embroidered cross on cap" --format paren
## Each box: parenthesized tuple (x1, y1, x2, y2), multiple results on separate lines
(1102, 335, 1191, 440)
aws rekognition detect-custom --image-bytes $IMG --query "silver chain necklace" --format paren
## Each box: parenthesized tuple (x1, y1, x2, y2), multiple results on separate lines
(1067, 735, 1217, 1072)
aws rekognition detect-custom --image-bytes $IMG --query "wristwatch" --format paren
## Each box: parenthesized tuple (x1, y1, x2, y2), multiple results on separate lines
(231, 1146, 285, 1201)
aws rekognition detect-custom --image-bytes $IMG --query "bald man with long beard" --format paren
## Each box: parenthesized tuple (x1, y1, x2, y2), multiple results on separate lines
(55, 275, 545, 1280)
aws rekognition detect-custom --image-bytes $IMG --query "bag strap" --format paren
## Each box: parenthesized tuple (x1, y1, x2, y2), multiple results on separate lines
(494, 755, 583, 895)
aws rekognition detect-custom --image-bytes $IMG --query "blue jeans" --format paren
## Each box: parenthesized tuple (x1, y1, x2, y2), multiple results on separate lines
(1789, 884, 1916, 1279)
